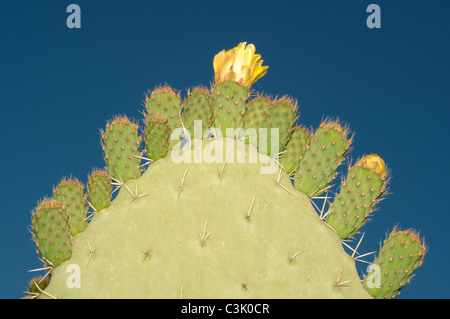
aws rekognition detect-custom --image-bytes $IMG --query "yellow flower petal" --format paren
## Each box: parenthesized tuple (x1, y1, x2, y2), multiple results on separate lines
(213, 50, 225, 75)
(240, 65, 252, 84)
(231, 43, 246, 73)
(242, 44, 256, 65)
(249, 54, 262, 69)
(250, 61, 268, 84)
(214, 48, 234, 83)
(219, 54, 234, 80)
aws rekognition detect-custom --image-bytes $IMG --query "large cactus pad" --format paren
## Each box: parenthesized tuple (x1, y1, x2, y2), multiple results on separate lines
(42, 138, 370, 298)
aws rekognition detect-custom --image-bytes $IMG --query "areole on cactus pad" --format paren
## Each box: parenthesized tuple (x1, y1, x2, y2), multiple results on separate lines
(26, 42, 426, 299)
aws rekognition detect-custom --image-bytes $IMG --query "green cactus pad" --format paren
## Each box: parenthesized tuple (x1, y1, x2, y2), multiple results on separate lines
(87, 169, 112, 212)
(53, 177, 88, 236)
(26, 277, 50, 298)
(182, 86, 215, 139)
(42, 138, 370, 299)
(242, 95, 272, 148)
(212, 80, 248, 135)
(242, 96, 299, 157)
(279, 125, 311, 175)
(294, 121, 352, 197)
(144, 114, 171, 161)
(258, 96, 298, 157)
(326, 160, 387, 239)
(101, 116, 142, 182)
(145, 85, 182, 131)
(363, 229, 426, 299)
(31, 198, 72, 267)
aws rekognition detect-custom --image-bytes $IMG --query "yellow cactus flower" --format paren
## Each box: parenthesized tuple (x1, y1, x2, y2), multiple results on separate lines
(213, 42, 268, 88)
(358, 154, 387, 179)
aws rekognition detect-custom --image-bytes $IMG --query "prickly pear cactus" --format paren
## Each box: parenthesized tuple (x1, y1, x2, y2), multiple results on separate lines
(27, 42, 426, 299)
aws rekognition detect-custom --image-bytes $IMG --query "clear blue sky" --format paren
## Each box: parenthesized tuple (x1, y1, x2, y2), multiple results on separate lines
(1, 0, 448, 299)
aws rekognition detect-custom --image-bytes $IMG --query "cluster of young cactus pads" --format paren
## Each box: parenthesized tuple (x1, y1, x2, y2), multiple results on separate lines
(26, 42, 426, 299)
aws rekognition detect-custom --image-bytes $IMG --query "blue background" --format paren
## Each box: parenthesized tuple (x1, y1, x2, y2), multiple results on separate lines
(1, 0, 448, 299)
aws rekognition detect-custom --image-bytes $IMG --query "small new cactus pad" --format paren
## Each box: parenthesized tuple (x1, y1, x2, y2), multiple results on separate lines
(212, 80, 248, 135)
(144, 114, 171, 161)
(87, 169, 112, 212)
(101, 116, 142, 182)
(27, 42, 425, 299)
(252, 96, 298, 157)
(242, 95, 272, 148)
(279, 125, 311, 175)
(326, 154, 388, 239)
(261, 97, 298, 155)
(145, 85, 182, 131)
(25, 277, 50, 299)
(53, 177, 88, 236)
(363, 229, 426, 299)
(181, 86, 215, 139)
(294, 120, 352, 197)
(31, 198, 72, 267)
